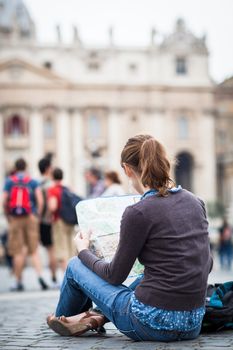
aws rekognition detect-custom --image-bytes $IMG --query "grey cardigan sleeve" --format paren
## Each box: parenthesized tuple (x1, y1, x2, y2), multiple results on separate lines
(78, 205, 148, 285)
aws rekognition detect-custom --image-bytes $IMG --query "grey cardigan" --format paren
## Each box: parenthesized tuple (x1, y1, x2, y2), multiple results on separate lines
(79, 189, 213, 311)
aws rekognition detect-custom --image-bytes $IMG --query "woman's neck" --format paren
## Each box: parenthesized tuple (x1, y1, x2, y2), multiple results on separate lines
(138, 184, 151, 195)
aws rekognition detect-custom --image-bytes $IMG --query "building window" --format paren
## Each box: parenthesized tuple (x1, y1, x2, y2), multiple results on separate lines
(178, 116, 189, 139)
(88, 62, 100, 71)
(128, 63, 138, 72)
(176, 57, 187, 75)
(44, 117, 54, 139)
(43, 61, 52, 70)
(131, 115, 138, 122)
(4, 115, 27, 137)
(89, 51, 97, 59)
(88, 115, 101, 139)
(175, 152, 193, 191)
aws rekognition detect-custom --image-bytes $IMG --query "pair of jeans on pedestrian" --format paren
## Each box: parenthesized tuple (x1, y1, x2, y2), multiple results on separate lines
(55, 257, 201, 342)
(219, 242, 233, 270)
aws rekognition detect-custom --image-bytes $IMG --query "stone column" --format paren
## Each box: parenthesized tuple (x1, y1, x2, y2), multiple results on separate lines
(56, 109, 71, 185)
(108, 110, 123, 171)
(195, 113, 216, 202)
(108, 109, 131, 191)
(149, 109, 166, 144)
(29, 108, 43, 177)
(0, 112, 5, 196)
(71, 110, 86, 196)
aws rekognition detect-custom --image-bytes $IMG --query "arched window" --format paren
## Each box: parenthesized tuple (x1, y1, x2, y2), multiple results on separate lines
(44, 117, 54, 139)
(175, 152, 194, 191)
(178, 116, 189, 139)
(4, 115, 27, 137)
(176, 57, 187, 75)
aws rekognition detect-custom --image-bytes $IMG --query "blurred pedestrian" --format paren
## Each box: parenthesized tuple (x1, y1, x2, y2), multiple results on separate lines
(0, 229, 13, 270)
(101, 171, 125, 196)
(85, 168, 105, 198)
(2, 158, 48, 291)
(0, 168, 17, 270)
(218, 218, 233, 270)
(38, 156, 57, 287)
(48, 168, 75, 271)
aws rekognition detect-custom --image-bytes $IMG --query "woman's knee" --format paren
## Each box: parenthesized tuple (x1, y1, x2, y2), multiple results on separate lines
(67, 256, 80, 274)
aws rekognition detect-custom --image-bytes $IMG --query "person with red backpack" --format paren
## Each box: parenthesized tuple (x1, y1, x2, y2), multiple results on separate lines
(47, 168, 76, 272)
(3, 158, 49, 291)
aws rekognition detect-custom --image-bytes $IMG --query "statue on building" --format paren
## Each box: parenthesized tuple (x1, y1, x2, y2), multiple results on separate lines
(73, 25, 81, 45)
(0, 0, 36, 42)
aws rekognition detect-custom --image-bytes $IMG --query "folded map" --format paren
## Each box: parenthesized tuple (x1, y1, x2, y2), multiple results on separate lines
(76, 195, 144, 278)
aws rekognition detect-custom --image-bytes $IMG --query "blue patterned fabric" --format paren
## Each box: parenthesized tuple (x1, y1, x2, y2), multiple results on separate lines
(131, 294, 205, 331)
(130, 185, 205, 331)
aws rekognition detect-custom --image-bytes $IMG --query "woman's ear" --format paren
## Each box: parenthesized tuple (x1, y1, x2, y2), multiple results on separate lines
(123, 164, 133, 178)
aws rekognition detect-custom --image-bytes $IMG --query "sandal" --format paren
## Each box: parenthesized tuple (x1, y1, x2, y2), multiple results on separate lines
(47, 310, 107, 337)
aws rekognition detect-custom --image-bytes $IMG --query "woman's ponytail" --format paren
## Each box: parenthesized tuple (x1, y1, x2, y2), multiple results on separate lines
(139, 138, 173, 196)
(121, 134, 174, 196)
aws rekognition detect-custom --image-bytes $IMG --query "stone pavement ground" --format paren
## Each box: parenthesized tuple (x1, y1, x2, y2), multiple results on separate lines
(0, 258, 233, 350)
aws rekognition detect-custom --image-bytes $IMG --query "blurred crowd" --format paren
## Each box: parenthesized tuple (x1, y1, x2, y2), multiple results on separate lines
(0, 154, 125, 292)
(0, 154, 233, 293)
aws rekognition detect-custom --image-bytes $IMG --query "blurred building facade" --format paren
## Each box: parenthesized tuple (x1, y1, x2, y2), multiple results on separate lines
(0, 0, 231, 210)
(215, 77, 233, 217)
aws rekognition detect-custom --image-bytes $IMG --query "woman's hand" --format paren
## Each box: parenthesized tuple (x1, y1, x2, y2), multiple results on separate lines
(74, 230, 91, 254)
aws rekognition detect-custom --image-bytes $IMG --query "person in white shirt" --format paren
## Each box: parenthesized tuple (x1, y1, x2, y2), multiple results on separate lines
(101, 171, 125, 197)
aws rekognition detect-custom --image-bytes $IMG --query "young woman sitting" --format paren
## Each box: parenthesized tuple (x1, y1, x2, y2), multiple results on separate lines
(47, 134, 212, 342)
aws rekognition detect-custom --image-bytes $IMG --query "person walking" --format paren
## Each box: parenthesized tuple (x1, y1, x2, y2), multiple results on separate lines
(48, 168, 75, 272)
(47, 135, 213, 342)
(3, 158, 48, 291)
(101, 171, 125, 197)
(85, 168, 105, 198)
(218, 218, 233, 270)
(38, 156, 58, 287)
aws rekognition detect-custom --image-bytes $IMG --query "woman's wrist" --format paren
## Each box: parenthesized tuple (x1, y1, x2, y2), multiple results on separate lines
(78, 247, 89, 254)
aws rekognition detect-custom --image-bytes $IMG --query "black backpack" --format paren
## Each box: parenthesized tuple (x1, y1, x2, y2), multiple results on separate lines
(201, 282, 233, 332)
(60, 187, 82, 225)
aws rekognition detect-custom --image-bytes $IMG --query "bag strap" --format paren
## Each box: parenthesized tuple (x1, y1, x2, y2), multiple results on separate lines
(10, 175, 31, 184)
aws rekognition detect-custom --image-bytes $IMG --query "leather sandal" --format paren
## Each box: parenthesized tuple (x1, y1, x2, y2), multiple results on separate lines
(47, 310, 107, 337)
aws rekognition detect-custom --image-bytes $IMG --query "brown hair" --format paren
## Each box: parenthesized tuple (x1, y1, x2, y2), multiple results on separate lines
(105, 171, 121, 184)
(121, 135, 174, 196)
(15, 158, 27, 171)
(52, 167, 63, 181)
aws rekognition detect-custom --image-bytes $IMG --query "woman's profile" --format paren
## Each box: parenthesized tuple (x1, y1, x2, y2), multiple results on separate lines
(47, 134, 212, 342)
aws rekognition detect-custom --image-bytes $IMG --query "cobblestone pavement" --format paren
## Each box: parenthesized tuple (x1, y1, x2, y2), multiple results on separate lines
(0, 259, 233, 349)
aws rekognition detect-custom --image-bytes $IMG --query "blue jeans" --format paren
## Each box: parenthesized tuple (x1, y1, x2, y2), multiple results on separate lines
(55, 257, 201, 342)
(219, 243, 233, 270)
